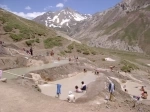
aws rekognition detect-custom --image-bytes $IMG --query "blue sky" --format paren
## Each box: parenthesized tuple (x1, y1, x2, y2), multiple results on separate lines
(0, 0, 121, 19)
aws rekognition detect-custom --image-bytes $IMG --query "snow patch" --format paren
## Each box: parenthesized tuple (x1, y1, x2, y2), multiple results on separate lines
(66, 23, 70, 28)
(60, 19, 70, 25)
(147, 64, 150, 66)
(57, 18, 59, 23)
(49, 24, 61, 28)
(47, 17, 51, 19)
(52, 15, 58, 22)
(58, 13, 60, 16)
(72, 13, 86, 21)
(105, 58, 115, 62)
(45, 20, 48, 27)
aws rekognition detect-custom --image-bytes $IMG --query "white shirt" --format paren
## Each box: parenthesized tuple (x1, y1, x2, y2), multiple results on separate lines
(68, 94, 75, 103)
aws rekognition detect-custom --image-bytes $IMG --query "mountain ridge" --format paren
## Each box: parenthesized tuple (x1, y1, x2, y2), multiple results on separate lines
(33, 0, 150, 54)
(33, 7, 92, 33)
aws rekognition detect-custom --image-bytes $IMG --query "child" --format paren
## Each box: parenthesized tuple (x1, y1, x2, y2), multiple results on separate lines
(67, 91, 75, 103)
(75, 86, 83, 93)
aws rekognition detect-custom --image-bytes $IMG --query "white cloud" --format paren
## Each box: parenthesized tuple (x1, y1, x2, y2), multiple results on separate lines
(56, 3, 64, 8)
(44, 6, 53, 11)
(25, 6, 31, 10)
(0, 4, 44, 19)
(0, 4, 10, 11)
(13, 12, 45, 19)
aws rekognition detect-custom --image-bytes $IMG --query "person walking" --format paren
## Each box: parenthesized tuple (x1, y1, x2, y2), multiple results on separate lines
(108, 82, 115, 101)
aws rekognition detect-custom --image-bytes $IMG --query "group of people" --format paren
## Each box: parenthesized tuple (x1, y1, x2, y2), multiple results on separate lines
(67, 81, 87, 103)
(23, 47, 33, 56)
(140, 86, 148, 99)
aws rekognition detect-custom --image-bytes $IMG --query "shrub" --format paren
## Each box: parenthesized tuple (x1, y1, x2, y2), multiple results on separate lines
(44, 37, 63, 49)
(121, 66, 131, 72)
(35, 38, 40, 43)
(120, 60, 139, 72)
(60, 51, 66, 56)
(77, 49, 81, 53)
(83, 50, 90, 55)
(26, 40, 34, 46)
(10, 34, 23, 41)
(102, 58, 105, 61)
(3, 25, 13, 32)
(91, 51, 96, 55)
(67, 44, 74, 50)
(65, 50, 72, 53)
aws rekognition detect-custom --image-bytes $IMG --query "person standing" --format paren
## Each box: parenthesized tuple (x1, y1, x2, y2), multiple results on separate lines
(56, 84, 61, 98)
(30, 47, 33, 56)
(108, 82, 115, 101)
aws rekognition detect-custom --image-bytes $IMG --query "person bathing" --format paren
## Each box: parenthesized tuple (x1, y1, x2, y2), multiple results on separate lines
(81, 81, 86, 91)
(75, 86, 83, 93)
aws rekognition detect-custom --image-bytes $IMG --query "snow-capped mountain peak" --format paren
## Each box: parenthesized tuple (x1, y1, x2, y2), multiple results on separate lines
(33, 7, 92, 32)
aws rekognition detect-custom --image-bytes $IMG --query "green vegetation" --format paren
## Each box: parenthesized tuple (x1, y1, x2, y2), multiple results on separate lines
(44, 37, 63, 49)
(0, 10, 55, 42)
(67, 42, 97, 55)
(64, 50, 72, 53)
(3, 25, 13, 32)
(25, 38, 40, 46)
(120, 60, 139, 72)
(59, 51, 66, 56)
(67, 44, 74, 50)
(26, 40, 35, 46)
(10, 34, 23, 41)
(145, 5, 150, 11)
(35, 38, 40, 43)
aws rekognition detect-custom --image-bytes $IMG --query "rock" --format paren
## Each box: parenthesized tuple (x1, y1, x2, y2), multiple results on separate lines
(0, 78, 7, 82)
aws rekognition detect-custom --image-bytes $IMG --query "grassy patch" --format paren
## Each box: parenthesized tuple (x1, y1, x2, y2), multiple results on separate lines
(35, 38, 40, 43)
(67, 43, 74, 50)
(0, 10, 54, 42)
(145, 5, 150, 11)
(120, 60, 139, 72)
(65, 50, 72, 53)
(26, 40, 35, 46)
(10, 34, 23, 41)
(59, 51, 66, 56)
(44, 37, 63, 49)
(67, 42, 97, 55)
(3, 25, 13, 32)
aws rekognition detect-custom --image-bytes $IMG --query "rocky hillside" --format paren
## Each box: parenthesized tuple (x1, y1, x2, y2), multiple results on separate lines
(33, 7, 91, 33)
(71, 0, 150, 54)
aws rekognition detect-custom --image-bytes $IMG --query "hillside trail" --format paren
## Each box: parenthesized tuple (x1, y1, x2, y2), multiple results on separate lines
(56, 31, 81, 44)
